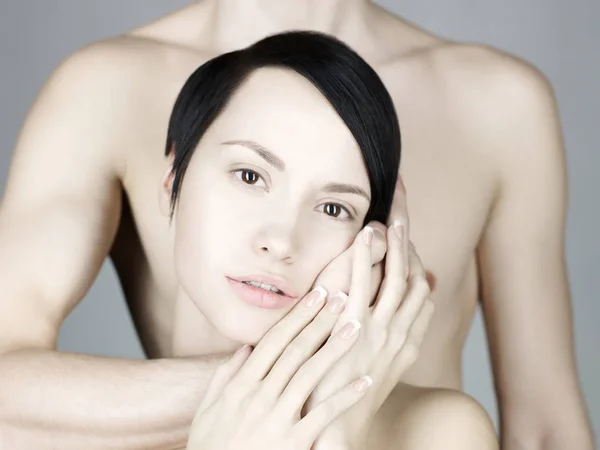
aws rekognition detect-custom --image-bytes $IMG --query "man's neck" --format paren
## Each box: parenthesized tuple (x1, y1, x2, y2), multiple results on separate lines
(201, 0, 384, 55)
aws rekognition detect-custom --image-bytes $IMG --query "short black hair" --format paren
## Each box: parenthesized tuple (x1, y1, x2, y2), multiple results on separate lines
(166, 30, 401, 225)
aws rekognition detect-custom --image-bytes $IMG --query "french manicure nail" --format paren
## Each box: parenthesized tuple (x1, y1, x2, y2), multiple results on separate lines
(235, 344, 251, 355)
(393, 221, 404, 240)
(338, 320, 361, 339)
(363, 227, 373, 246)
(353, 375, 373, 392)
(304, 285, 327, 307)
(328, 291, 348, 314)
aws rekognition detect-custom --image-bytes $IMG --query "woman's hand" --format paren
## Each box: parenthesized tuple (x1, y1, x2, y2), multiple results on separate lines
(306, 223, 435, 448)
(185, 285, 373, 450)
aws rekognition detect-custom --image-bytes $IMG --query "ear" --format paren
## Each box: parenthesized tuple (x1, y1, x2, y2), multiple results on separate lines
(158, 150, 175, 217)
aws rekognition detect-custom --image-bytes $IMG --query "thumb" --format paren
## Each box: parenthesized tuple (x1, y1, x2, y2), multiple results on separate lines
(197, 345, 253, 413)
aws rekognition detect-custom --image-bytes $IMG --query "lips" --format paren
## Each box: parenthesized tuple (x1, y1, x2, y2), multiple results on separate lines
(228, 273, 298, 298)
(226, 276, 299, 310)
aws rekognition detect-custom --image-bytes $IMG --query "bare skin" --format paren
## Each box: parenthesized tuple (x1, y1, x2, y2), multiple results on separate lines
(0, 1, 593, 449)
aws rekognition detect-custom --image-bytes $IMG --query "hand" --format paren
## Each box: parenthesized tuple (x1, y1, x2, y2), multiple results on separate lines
(312, 175, 411, 329)
(185, 285, 373, 450)
(306, 225, 435, 449)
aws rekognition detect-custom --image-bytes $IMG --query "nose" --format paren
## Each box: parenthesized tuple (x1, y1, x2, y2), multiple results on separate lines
(253, 222, 299, 264)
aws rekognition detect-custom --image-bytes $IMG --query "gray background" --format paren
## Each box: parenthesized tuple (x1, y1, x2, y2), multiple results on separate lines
(1, 0, 598, 440)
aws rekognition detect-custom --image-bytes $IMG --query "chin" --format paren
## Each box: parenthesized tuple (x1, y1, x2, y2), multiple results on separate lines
(209, 313, 270, 346)
(199, 292, 274, 346)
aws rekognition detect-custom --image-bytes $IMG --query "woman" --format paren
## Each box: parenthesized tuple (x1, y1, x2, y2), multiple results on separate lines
(159, 31, 433, 449)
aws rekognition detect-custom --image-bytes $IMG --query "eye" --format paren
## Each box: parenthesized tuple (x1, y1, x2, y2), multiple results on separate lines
(233, 169, 266, 188)
(321, 203, 353, 220)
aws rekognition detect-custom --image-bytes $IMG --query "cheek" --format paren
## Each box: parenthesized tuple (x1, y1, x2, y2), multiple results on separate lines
(301, 230, 355, 279)
(173, 173, 236, 296)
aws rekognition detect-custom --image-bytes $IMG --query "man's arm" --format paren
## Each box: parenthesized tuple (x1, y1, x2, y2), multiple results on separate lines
(468, 50, 594, 449)
(0, 42, 224, 449)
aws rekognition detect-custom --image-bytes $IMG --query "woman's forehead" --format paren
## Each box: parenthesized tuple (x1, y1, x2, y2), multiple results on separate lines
(209, 71, 359, 155)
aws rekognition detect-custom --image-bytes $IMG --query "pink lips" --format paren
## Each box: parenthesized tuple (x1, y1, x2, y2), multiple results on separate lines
(226, 277, 298, 309)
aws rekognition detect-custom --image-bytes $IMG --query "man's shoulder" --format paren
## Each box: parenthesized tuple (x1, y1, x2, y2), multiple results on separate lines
(30, 34, 189, 180)
(395, 39, 561, 202)
(55, 34, 176, 84)
(410, 41, 557, 154)
(413, 40, 554, 111)
(436, 42, 554, 122)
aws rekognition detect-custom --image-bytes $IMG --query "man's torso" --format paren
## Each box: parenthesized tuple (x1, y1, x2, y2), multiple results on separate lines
(102, 3, 499, 394)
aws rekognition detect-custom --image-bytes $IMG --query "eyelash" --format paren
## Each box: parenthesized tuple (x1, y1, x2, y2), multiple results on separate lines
(231, 169, 354, 221)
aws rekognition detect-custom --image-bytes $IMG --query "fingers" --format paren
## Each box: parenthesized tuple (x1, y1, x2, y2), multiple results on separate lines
(364, 220, 387, 267)
(363, 221, 387, 308)
(232, 286, 328, 385)
(336, 226, 374, 326)
(371, 221, 408, 324)
(276, 317, 361, 417)
(292, 374, 372, 446)
(277, 314, 361, 417)
(197, 345, 253, 413)
(312, 220, 386, 305)
(386, 176, 410, 274)
(260, 291, 349, 399)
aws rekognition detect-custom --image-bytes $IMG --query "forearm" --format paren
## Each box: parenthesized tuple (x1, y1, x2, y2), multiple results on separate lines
(501, 417, 595, 450)
(501, 431, 595, 450)
(0, 349, 227, 449)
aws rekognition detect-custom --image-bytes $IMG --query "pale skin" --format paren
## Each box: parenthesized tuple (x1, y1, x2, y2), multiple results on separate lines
(0, 0, 594, 449)
(183, 223, 433, 450)
(165, 66, 437, 450)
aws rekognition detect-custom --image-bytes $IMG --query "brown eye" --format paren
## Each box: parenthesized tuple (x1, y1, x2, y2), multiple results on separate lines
(240, 170, 260, 185)
(324, 204, 341, 217)
(321, 203, 353, 220)
(233, 169, 267, 189)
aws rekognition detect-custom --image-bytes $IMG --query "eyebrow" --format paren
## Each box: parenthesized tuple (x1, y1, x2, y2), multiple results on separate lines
(221, 139, 285, 171)
(220, 139, 371, 202)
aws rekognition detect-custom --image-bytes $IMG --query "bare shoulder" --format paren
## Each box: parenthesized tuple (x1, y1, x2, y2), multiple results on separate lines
(35, 32, 196, 176)
(51, 33, 180, 90)
(413, 42, 561, 169)
(427, 42, 558, 134)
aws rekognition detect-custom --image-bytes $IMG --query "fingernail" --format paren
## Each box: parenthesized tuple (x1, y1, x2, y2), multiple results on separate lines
(393, 221, 404, 240)
(337, 320, 361, 339)
(235, 344, 251, 355)
(353, 375, 373, 392)
(363, 227, 373, 246)
(304, 285, 327, 307)
(328, 291, 348, 314)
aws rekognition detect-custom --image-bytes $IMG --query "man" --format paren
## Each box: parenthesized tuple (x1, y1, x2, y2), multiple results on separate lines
(0, 1, 593, 449)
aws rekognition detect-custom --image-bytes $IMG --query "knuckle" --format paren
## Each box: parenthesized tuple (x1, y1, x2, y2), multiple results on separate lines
(399, 343, 420, 367)
(330, 331, 352, 352)
(316, 304, 338, 323)
(283, 338, 309, 361)
(391, 327, 409, 347)
(391, 278, 405, 298)
(319, 398, 337, 422)
(370, 327, 389, 352)
(310, 315, 335, 337)
(412, 275, 430, 296)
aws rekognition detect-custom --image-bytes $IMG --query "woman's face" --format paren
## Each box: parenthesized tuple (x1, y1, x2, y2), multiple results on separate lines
(170, 68, 372, 344)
